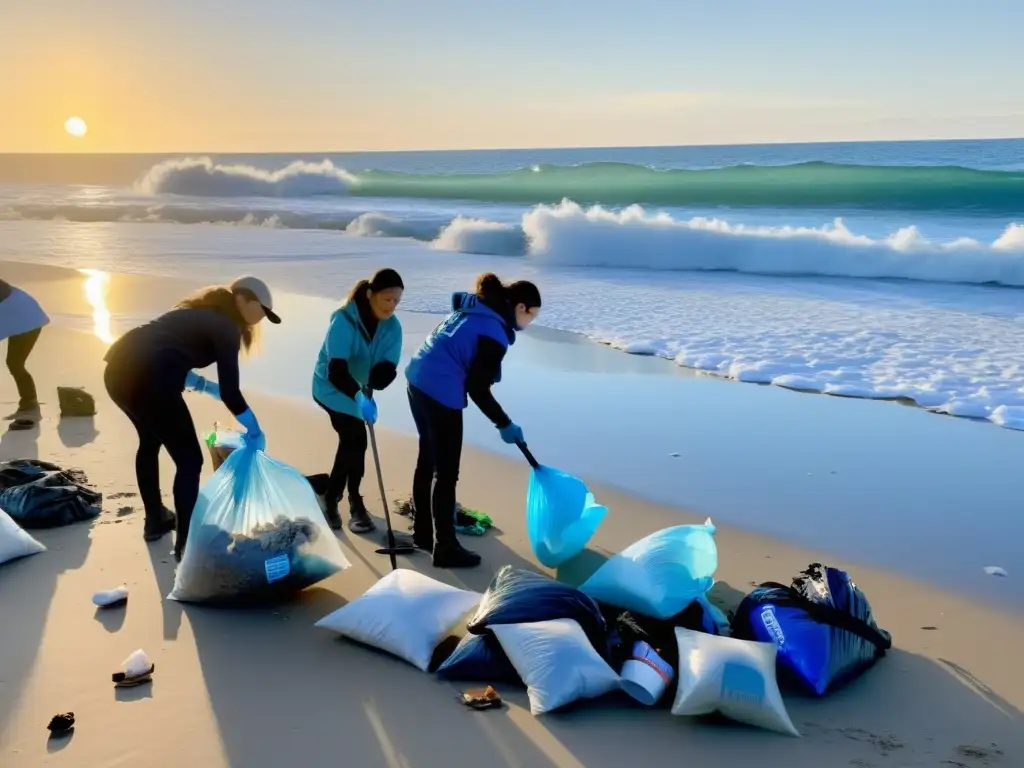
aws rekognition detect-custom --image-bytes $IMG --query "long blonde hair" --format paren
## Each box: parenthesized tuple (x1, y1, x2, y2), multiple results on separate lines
(177, 286, 261, 354)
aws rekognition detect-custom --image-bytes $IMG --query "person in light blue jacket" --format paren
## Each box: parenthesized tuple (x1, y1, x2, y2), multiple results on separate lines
(313, 269, 404, 533)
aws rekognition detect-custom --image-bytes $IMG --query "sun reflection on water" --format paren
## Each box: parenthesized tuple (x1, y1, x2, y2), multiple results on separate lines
(79, 269, 114, 343)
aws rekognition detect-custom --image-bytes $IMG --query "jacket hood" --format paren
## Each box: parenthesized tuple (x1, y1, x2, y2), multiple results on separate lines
(451, 292, 516, 344)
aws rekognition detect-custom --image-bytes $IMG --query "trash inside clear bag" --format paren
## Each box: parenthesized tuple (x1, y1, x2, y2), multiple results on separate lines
(581, 521, 718, 619)
(169, 445, 350, 605)
(526, 466, 608, 568)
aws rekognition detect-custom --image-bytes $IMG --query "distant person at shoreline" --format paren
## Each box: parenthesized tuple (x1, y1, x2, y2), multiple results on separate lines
(312, 269, 404, 533)
(405, 272, 541, 568)
(0, 278, 50, 419)
(102, 277, 279, 560)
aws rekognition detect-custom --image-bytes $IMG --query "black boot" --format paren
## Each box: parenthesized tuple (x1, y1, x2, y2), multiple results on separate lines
(143, 507, 176, 542)
(412, 517, 434, 551)
(347, 494, 376, 534)
(323, 497, 343, 531)
(432, 509, 480, 568)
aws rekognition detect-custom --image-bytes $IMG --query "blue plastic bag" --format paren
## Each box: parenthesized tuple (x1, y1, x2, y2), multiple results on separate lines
(731, 564, 892, 696)
(526, 465, 607, 568)
(169, 443, 351, 605)
(580, 520, 718, 619)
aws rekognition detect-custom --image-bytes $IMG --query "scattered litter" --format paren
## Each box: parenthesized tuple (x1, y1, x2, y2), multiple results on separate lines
(108, 492, 137, 500)
(669, 453, 681, 458)
(92, 585, 129, 608)
(460, 685, 503, 710)
(57, 387, 96, 418)
(46, 712, 75, 734)
(112, 649, 154, 688)
(983, 566, 1008, 578)
(921, 626, 938, 631)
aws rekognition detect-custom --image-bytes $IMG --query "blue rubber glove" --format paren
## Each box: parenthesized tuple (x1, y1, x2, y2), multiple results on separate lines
(354, 391, 378, 425)
(185, 371, 206, 391)
(236, 408, 266, 452)
(498, 422, 524, 445)
(185, 371, 222, 401)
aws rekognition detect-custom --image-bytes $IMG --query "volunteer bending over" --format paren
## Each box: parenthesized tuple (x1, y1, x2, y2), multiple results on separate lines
(103, 277, 279, 560)
(405, 272, 541, 568)
(0, 279, 50, 418)
(313, 269, 403, 533)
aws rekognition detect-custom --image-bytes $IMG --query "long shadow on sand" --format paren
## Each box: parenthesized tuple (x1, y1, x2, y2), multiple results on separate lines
(0, 521, 92, 738)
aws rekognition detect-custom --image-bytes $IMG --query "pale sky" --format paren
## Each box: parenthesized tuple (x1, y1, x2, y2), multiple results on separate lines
(2, 0, 1022, 153)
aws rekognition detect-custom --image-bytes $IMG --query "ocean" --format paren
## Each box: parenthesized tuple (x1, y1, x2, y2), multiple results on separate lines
(2, 138, 1024, 429)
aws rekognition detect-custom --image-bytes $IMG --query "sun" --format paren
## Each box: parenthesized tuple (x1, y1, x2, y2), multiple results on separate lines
(65, 116, 88, 138)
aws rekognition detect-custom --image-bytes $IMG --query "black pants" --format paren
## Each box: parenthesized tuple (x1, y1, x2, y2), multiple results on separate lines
(7, 328, 41, 406)
(104, 363, 204, 553)
(316, 400, 368, 503)
(408, 384, 463, 547)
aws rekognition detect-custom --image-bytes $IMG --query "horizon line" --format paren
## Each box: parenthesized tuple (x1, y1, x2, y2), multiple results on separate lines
(2, 134, 1023, 157)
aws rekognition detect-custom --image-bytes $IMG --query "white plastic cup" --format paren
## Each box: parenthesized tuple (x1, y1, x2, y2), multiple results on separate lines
(620, 641, 674, 706)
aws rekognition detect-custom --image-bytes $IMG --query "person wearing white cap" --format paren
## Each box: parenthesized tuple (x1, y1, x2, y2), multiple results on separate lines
(102, 277, 279, 561)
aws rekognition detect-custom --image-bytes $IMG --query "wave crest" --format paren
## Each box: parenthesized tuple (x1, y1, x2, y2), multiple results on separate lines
(136, 157, 357, 197)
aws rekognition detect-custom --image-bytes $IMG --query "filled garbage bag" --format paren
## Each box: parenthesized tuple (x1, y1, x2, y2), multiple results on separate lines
(526, 465, 607, 568)
(0, 506, 46, 565)
(438, 565, 609, 680)
(467, 566, 608, 651)
(580, 521, 717, 620)
(169, 445, 351, 605)
(435, 632, 522, 683)
(731, 563, 892, 696)
(671, 628, 800, 737)
(0, 459, 101, 529)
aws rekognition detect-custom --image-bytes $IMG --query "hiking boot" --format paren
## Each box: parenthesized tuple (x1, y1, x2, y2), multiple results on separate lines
(347, 495, 376, 534)
(324, 499, 343, 531)
(143, 508, 176, 542)
(432, 541, 481, 569)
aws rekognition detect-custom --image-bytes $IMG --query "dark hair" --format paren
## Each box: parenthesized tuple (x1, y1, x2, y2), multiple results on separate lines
(475, 272, 541, 310)
(178, 285, 259, 353)
(347, 268, 405, 302)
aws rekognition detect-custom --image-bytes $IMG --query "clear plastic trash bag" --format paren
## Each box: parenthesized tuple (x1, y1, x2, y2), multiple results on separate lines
(526, 465, 608, 568)
(580, 520, 718, 620)
(169, 445, 351, 605)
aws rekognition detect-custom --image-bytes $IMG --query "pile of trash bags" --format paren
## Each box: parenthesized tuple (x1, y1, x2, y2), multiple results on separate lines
(0, 459, 101, 528)
(169, 443, 350, 605)
(437, 566, 609, 682)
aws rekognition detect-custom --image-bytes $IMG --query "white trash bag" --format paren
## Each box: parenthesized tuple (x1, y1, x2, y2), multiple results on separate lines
(492, 618, 621, 715)
(0, 506, 46, 566)
(315, 569, 482, 672)
(671, 628, 800, 737)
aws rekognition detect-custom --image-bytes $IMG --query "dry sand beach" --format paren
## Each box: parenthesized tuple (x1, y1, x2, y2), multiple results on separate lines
(1, 267, 1023, 768)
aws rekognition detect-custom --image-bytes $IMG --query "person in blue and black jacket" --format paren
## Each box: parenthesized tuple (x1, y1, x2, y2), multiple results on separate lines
(405, 272, 541, 568)
(313, 269, 404, 533)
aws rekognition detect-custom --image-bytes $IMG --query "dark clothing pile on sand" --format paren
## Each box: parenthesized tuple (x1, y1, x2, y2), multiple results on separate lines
(0, 459, 101, 528)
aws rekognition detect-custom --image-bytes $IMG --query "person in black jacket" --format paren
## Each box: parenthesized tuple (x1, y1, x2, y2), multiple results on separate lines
(103, 277, 279, 560)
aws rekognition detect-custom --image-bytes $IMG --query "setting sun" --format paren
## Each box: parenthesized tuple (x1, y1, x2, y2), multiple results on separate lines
(64, 116, 88, 138)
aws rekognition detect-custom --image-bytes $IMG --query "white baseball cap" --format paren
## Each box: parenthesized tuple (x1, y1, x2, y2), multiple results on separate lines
(230, 276, 281, 324)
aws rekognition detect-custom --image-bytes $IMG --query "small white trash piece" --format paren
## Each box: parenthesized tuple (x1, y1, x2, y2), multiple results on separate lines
(620, 641, 674, 706)
(92, 585, 129, 607)
(983, 566, 1008, 578)
(122, 649, 153, 679)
